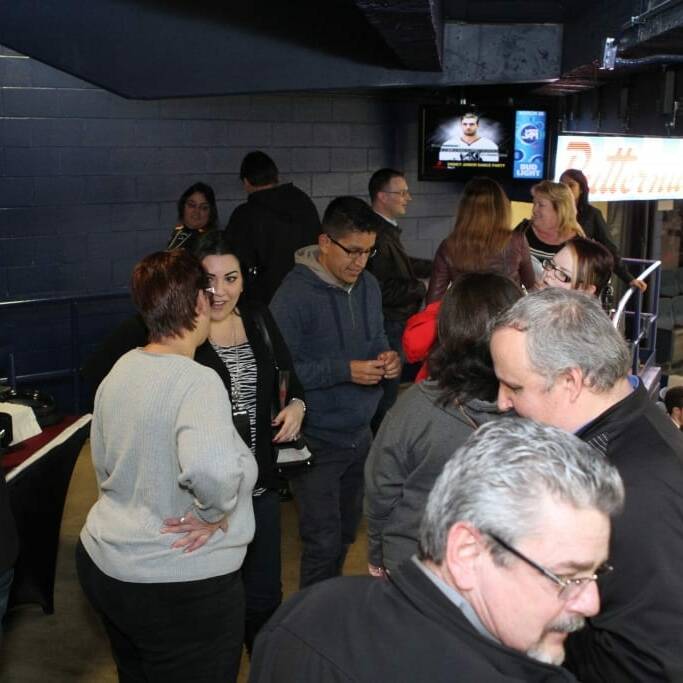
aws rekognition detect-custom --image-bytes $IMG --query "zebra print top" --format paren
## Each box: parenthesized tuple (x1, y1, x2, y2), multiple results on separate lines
(210, 340, 265, 495)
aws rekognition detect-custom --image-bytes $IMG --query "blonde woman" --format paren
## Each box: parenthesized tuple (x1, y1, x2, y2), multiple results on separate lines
(516, 180, 585, 282)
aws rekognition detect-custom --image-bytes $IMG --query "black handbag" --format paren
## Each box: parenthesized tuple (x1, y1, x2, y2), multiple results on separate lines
(251, 310, 313, 473)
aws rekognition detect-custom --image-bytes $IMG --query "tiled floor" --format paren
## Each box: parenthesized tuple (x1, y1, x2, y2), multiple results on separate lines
(0, 444, 369, 682)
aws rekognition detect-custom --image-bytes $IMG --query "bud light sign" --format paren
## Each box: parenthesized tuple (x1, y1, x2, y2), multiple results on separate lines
(513, 111, 546, 180)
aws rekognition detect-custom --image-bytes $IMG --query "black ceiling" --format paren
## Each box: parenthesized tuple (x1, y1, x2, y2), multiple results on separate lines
(0, 0, 681, 99)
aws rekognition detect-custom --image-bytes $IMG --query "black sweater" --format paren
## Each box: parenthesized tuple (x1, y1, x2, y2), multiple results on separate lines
(226, 183, 321, 304)
(81, 302, 304, 490)
(578, 204, 635, 284)
(565, 383, 683, 682)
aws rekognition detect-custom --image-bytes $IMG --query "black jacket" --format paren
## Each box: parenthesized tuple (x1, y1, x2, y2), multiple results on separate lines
(81, 302, 304, 490)
(367, 215, 431, 322)
(250, 558, 578, 682)
(226, 184, 321, 304)
(578, 204, 635, 285)
(565, 382, 683, 682)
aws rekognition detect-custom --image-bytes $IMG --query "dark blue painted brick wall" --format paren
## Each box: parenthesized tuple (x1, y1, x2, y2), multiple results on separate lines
(0, 44, 461, 410)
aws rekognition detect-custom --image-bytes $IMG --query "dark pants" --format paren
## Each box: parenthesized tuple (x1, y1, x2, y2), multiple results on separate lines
(76, 541, 244, 683)
(0, 567, 13, 635)
(242, 489, 282, 654)
(371, 318, 405, 434)
(289, 431, 372, 588)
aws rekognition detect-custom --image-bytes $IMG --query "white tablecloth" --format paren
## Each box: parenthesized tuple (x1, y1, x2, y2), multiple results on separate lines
(0, 403, 42, 445)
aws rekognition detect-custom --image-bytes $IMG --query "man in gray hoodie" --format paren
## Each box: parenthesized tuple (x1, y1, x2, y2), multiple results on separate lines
(270, 196, 400, 588)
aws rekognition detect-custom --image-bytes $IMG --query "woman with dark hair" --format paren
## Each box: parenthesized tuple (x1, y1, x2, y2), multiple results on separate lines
(365, 272, 522, 576)
(426, 177, 535, 303)
(77, 249, 257, 682)
(560, 168, 646, 292)
(194, 231, 305, 652)
(541, 236, 614, 299)
(167, 182, 219, 251)
(81, 232, 305, 654)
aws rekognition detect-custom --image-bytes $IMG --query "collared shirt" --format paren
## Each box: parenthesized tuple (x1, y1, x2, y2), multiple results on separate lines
(412, 556, 497, 643)
(374, 210, 398, 227)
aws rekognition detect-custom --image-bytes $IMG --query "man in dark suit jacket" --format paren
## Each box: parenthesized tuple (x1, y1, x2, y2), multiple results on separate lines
(367, 168, 431, 432)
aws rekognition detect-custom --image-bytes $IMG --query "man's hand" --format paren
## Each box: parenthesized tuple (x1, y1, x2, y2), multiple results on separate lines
(350, 360, 386, 385)
(630, 278, 647, 293)
(377, 350, 401, 380)
(161, 511, 228, 553)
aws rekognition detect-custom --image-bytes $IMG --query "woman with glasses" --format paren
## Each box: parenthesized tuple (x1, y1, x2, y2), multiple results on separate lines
(560, 168, 646, 292)
(426, 177, 535, 304)
(516, 180, 585, 284)
(541, 237, 614, 301)
(167, 182, 219, 251)
(366, 272, 523, 576)
(77, 249, 257, 682)
(81, 234, 305, 656)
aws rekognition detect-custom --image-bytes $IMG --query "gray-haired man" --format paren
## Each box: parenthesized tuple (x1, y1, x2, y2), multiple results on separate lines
(491, 288, 683, 682)
(249, 420, 623, 683)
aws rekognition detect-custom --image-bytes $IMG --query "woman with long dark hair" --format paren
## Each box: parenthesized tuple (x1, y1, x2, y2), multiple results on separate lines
(365, 272, 522, 576)
(426, 178, 535, 303)
(560, 168, 646, 292)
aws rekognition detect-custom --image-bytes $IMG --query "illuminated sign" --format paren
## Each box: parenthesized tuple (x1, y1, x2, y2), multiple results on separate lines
(513, 111, 546, 180)
(554, 134, 683, 201)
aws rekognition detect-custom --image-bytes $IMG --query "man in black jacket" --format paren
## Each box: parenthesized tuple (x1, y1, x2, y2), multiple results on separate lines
(250, 419, 624, 682)
(367, 168, 431, 432)
(491, 288, 683, 683)
(225, 151, 321, 304)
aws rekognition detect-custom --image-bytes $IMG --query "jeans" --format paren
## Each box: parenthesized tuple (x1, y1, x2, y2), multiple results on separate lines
(289, 431, 372, 588)
(0, 567, 13, 635)
(371, 318, 405, 434)
(76, 541, 244, 683)
(242, 489, 282, 654)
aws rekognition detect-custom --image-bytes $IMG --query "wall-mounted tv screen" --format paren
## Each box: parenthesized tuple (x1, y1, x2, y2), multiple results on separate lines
(419, 106, 547, 183)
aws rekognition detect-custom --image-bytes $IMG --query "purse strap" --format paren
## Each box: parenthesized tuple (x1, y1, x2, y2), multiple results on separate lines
(251, 308, 279, 371)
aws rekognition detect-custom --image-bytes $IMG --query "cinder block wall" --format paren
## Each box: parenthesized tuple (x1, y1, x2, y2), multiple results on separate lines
(0, 44, 461, 405)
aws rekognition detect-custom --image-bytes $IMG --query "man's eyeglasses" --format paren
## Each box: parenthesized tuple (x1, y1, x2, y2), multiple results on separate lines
(541, 258, 573, 284)
(489, 533, 613, 601)
(382, 189, 411, 198)
(326, 234, 377, 260)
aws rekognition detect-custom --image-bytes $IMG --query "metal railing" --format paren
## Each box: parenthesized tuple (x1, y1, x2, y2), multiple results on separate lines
(612, 258, 662, 381)
(0, 291, 130, 412)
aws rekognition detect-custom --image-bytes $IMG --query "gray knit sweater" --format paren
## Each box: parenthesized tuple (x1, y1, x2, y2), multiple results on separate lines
(365, 380, 505, 573)
(80, 349, 258, 583)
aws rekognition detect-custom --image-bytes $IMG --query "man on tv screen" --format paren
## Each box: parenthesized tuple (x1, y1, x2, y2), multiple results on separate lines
(439, 113, 499, 163)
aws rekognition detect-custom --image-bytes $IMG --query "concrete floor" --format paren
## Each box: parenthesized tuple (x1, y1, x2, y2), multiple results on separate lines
(0, 444, 369, 682)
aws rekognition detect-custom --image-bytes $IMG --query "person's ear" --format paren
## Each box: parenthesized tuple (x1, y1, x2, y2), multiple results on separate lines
(318, 232, 331, 255)
(585, 283, 597, 296)
(444, 522, 484, 592)
(195, 290, 209, 317)
(559, 367, 584, 403)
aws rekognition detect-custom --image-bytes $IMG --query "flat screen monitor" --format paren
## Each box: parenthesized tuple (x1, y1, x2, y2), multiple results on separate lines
(419, 106, 547, 184)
